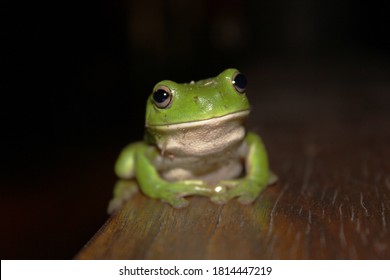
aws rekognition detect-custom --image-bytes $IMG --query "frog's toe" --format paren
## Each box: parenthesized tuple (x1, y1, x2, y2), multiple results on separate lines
(113, 180, 138, 199)
(224, 179, 263, 203)
(237, 194, 257, 205)
(108, 181, 138, 214)
(164, 196, 189, 208)
(210, 194, 229, 205)
(107, 198, 123, 214)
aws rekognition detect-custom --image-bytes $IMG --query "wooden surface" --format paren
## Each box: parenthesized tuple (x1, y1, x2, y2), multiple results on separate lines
(76, 80, 390, 259)
(2, 0, 390, 260)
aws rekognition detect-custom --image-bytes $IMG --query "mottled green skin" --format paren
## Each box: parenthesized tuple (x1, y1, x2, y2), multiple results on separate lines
(146, 68, 249, 126)
(108, 69, 274, 213)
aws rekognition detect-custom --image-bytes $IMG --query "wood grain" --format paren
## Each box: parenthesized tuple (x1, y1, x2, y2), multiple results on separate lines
(76, 63, 390, 260)
(76, 112, 390, 259)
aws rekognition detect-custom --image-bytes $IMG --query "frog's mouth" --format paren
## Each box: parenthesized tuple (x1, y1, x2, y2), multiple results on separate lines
(147, 110, 249, 156)
(147, 110, 250, 130)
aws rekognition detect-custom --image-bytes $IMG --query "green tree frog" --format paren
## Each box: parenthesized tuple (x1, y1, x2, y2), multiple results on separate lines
(108, 68, 276, 213)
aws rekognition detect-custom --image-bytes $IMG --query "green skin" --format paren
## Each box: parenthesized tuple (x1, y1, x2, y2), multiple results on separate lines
(108, 69, 275, 213)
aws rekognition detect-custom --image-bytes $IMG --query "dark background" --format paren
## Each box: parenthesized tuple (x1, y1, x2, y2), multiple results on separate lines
(1, 0, 389, 259)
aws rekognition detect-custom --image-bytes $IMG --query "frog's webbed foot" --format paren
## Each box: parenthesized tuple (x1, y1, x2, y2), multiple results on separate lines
(211, 178, 266, 205)
(107, 179, 138, 214)
(149, 180, 214, 208)
(209, 184, 229, 204)
(161, 194, 189, 208)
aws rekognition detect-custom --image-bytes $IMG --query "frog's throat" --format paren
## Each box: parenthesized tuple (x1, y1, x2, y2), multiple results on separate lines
(146, 110, 250, 130)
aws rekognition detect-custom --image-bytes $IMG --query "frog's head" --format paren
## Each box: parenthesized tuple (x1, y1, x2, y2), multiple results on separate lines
(144, 69, 251, 156)
(145, 68, 250, 127)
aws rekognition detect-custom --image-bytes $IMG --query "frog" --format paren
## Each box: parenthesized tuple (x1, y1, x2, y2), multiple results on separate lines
(107, 68, 276, 213)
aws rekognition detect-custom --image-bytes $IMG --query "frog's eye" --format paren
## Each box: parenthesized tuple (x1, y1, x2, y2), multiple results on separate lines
(152, 85, 173, 108)
(232, 72, 247, 94)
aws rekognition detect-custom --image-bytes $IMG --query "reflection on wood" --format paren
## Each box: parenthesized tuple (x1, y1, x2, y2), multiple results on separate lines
(77, 82, 390, 259)
(77, 125, 390, 259)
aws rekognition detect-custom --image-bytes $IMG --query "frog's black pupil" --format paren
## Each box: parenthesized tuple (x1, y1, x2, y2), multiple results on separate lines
(234, 73, 247, 91)
(154, 89, 169, 103)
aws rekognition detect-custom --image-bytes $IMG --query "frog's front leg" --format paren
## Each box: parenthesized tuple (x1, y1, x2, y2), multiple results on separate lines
(135, 150, 215, 208)
(212, 132, 276, 204)
(107, 142, 145, 214)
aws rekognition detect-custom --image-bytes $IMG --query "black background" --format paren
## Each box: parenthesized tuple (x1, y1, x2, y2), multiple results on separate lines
(1, 0, 389, 259)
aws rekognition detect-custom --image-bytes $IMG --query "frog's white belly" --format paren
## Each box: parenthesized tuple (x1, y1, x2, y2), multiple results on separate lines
(151, 111, 248, 183)
(156, 141, 246, 183)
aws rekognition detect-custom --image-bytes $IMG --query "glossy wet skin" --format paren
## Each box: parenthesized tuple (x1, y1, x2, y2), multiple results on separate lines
(108, 68, 275, 213)
(146, 68, 250, 126)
